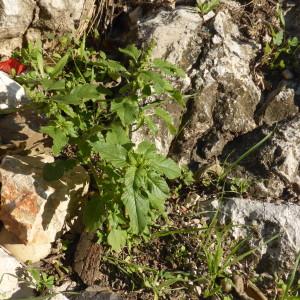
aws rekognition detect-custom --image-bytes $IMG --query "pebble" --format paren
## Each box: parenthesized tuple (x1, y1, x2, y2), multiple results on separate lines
(282, 69, 294, 80)
(203, 11, 216, 22)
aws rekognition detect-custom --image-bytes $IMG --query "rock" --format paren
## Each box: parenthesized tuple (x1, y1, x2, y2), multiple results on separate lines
(172, 10, 260, 165)
(0, 246, 34, 299)
(50, 294, 70, 300)
(0, 0, 35, 56)
(25, 28, 42, 44)
(34, 0, 85, 33)
(0, 227, 51, 263)
(220, 198, 300, 272)
(0, 110, 50, 156)
(0, 155, 89, 252)
(137, 7, 203, 71)
(258, 115, 300, 194)
(0, 71, 26, 110)
(132, 7, 203, 155)
(257, 83, 299, 126)
(203, 11, 216, 22)
(222, 115, 300, 200)
(0, 1, 90, 55)
(282, 69, 294, 80)
(71, 287, 122, 300)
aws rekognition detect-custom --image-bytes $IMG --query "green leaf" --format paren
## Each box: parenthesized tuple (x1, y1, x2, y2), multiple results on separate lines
(288, 37, 299, 47)
(197, 0, 220, 14)
(41, 125, 68, 156)
(146, 171, 169, 212)
(71, 84, 100, 99)
(119, 44, 141, 63)
(264, 42, 272, 56)
(122, 166, 149, 233)
(276, 3, 285, 27)
(107, 228, 127, 251)
(54, 84, 100, 105)
(57, 103, 76, 118)
(50, 52, 70, 78)
(93, 142, 128, 168)
(136, 141, 157, 159)
(144, 115, 158, 134)
(152, 59, 185, 77)
(41, 79, 66, 91)
(106, 125, 131, 146)
(150, 157, 181, 180)
(273, 30, 284, 46)
(37, 51, 45, 77)
(139, 71, 173, 94)
(111, 97, 139, 127)
(98, 59, 128, 80)
(169, 90, 185, 106)
(155, 107, 176, 135)
(83, 196, 106, 232)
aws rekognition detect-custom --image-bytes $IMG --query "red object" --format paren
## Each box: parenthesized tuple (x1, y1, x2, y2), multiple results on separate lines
(0, 58, 26, 75)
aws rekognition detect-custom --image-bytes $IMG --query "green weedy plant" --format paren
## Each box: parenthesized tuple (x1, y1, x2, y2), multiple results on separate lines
(27, 268, 55, 294)
(15, 37, 186, 251)
(262, 4, 299, 70)
(196, 0, 220, 14)
(277, 251, 300, 299)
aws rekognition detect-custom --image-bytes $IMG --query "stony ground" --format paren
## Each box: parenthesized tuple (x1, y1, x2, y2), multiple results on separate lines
(0, 0, 300, 299)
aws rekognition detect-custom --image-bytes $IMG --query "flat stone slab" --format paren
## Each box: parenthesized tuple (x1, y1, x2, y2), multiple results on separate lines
(220, 198, 300, 271)
(0, 246, 34, 299)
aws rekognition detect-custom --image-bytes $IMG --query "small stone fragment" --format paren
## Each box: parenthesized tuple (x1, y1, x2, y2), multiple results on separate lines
(0, 71, 26, 110)
(221, 278, 232, 293)
(233, 274, 244, 294)
(282, 69, 294, 80)
(203, 11, 216, 22)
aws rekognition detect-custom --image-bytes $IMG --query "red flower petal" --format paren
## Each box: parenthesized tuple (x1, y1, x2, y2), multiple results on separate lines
(0, 58, 26, 75)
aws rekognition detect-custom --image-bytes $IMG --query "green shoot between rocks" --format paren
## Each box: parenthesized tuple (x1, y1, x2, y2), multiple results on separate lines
(15, 37, 188, 251)
(262, 4, 299, 71)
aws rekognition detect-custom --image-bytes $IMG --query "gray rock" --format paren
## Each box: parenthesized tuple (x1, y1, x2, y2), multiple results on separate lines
(257, 83, 299, 126)
(0, 71, 26, 110)
(0, 0, 35, 56)
(137, 7, 203, 71)
(0, 0, 88, 55)
(259, 115, 300, 194)
(50, 294, 70, 300)
(34, 0, 85, 32)
(0, 246, 34, 299)
(221, 114, 300, 201)
(172, 10, 260, 165)
(132, 7, 203, 155)
(220, 198, 300, 272)
(71, 288, 122, 300)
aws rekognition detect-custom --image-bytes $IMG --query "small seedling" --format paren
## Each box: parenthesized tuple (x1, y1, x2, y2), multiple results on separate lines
(196, 0, 220, 14)
(277, 251, 300, 299)
(262, 4, 299, 71)
(27, 268, 55, 294)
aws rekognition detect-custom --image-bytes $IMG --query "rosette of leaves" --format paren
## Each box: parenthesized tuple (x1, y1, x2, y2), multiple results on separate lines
(16, 38, 187, 250)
